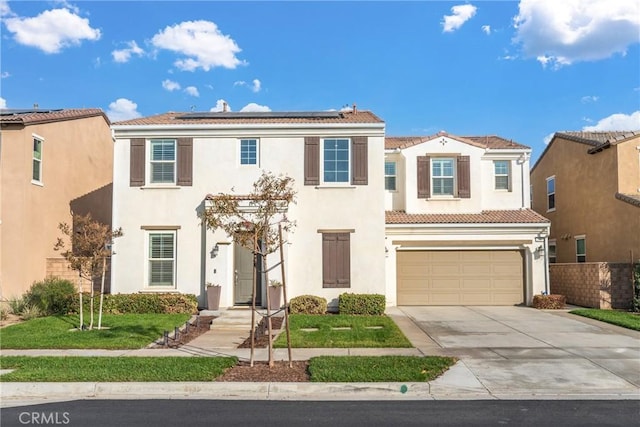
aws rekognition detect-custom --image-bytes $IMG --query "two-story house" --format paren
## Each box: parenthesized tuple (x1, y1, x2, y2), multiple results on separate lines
(531, 131, 640, 264)
(384, 133, 550, 306)
(0, 108, 113, 300)
(110, 109, 386, 309)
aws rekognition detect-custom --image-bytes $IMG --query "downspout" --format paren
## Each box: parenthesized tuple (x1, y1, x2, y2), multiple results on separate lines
(543, 234, 550, 295)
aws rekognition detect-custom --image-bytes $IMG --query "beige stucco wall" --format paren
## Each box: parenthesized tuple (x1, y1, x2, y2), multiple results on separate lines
(0, 115, 113, 299)
(617, 139, 640, 194)
(531, 136, 640, 263)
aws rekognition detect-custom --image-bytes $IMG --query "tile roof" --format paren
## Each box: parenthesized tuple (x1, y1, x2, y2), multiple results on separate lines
(554, 131, 640, 146)
(615, 193, 640, 208)
(113, 110, 384, 126)
(0, 108, 109, 125)
(385, 132, 529, 150)
(385, 209, 550, 224)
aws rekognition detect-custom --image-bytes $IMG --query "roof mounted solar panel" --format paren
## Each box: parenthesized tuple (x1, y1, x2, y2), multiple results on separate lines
(176, 111, 343, 120)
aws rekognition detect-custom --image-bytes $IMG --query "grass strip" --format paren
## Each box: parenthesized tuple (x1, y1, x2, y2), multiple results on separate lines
(570, 309, 640, 331)
(308, 356, 457, 382)
(0, 356, 237, 382)
(273, 314, 412, 348)
(0, 314, 191, 349)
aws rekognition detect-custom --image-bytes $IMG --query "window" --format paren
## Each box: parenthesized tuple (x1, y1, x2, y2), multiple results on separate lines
(322, 232, 350, 288)
(150, 139, 176, 184)
(323, 138, 350, 183)
(384, 161, 397, 191)
(431, 158, 455, 196)
(240, 139, 258, 165)
(546, 176, 555, 211)
(148, 232, 176, 287)
(494, 160, 510, 190)
(575, 236, 586, 263)
(32, 136, 43, 183)
(548, 240, 557, 264)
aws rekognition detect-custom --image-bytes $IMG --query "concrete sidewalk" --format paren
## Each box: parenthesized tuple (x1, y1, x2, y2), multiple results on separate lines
(1, 306, 639, 405)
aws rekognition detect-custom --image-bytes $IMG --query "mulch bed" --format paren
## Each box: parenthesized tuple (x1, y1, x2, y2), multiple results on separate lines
(152, 315, 216, 348)
(216, 360, 310, 382)
(238, 315, 284, 348)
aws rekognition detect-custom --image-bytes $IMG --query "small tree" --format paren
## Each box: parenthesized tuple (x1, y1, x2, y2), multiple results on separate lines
(54, 213, 123, 330)
(201, 171, 296, 367)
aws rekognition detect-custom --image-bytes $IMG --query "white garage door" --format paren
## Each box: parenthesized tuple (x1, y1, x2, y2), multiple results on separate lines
(397, 250, 524, 305)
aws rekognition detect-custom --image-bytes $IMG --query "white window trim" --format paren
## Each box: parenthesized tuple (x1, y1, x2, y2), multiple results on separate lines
(431, 157, 456, 197)
(575, 235, 586, 263)
(546, 175, 556, 212)
(239, 138, 260, 167)
(548, 239, 557, 263)
(320, 137, 351, 186)
(148, 139, 177, 186)
(145, 230, 177, 290)
(385, 160, 397, 192)
(31, 134, 44, 185)
(494, 160, 511, 191)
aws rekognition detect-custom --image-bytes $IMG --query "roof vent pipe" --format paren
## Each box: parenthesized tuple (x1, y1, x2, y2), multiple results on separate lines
(352, 103, 357, 114)
(223, 102, 228, 112)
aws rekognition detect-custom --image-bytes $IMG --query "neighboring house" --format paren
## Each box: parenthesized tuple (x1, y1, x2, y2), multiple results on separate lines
(0, 108, 113, 300)
(384, 133, 550, 306)
(530, 131, 640, 264)
(110, 109, 386, 309)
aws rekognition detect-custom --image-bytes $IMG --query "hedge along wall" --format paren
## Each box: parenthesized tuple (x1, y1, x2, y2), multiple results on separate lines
(549, 263, 634, 309)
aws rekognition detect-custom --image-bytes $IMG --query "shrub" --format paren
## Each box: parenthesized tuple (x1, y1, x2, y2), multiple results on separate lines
(338, 293, 386, 315)
(8, 297, 28, 315)
(25, 277, 76, 315)
(97, 293, 198, 314)
(532, 294, 566, 309)
(0, 306, 8, 321)
(20, 304, 43, 320)
(289, 295, 328, 315)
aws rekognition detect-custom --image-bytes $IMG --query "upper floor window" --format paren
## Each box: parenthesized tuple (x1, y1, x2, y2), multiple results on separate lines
(431, 158, 455, 196)
(546, 176, 555, 211)
(494, 160, 510, 190)
(150, 139, 176, 184)
(32, 136, 43, 183)
(148, 231, 176, 287)
(384, 161, 397, 191)
(240, 139, 258, 165)
(323, 138, 350, 183)
(575, 236, 586, 263)
(548, 240, 557, 264)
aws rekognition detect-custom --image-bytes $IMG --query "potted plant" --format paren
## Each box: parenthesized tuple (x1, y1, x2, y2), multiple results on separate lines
(206, 283, 221, 310)
(268, 280, 282, 311)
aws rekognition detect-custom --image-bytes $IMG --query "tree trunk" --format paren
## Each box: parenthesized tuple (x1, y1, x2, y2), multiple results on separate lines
(98, 256, 107, 329)
(88, 273, 95, 330)
(249, 233, 258, 367)
(78, 276, 84, 330)
(263, 233, 274, 368)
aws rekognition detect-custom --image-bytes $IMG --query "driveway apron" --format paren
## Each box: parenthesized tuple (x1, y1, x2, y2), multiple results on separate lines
(399, 306, 640, 398)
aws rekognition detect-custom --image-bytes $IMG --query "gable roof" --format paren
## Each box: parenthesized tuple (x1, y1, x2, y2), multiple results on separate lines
(616, 193, 640, 208)
(0, 108, 109, 126)
(385, 209, 549, 225)
(113, 110, 384, 126)
(385, 132, 529, 150)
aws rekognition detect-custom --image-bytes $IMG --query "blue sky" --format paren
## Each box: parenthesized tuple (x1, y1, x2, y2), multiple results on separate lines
(1, 0, 639, 163)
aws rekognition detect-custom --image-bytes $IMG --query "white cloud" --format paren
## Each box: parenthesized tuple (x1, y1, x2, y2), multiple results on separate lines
(162, 79, 181, 91)
(1, 0, 13, 17)
(442, 4, 477, 33)
(106, 98, 142, 122)
(151, 20, 244, 71)
(543, 132, 555, 145)
(580, 95, 599, 103)
(184, 86, 199, 97)
(583, 111, 640, 131)
(3, 7, 101, 54)
(210, 99, 230, 112)
(1, 71, 10, 78)
(240, 103, 271, 112)
(0, 97, 6, 108)
(513, 0, 640, 68)
(234, 79, 262, 93)
(112, 40, 144, 63)
(481, 25, 491, 35)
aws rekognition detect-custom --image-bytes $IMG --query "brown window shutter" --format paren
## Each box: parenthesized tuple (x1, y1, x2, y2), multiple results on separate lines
(304, 137, 320, 185)
(322, 232, 351, 288)
(177, 137, 193, 186)
(351, 136, 368, 185)
(417, 155, 430, 198)
(457, 155, 471, 198)
(130, 138, 145, 187)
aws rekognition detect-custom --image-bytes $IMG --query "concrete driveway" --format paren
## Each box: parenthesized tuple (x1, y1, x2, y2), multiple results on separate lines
(396, 306, 640, 399)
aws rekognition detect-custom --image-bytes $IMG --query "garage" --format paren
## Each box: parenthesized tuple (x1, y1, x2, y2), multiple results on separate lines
(397, 250, 524, 305)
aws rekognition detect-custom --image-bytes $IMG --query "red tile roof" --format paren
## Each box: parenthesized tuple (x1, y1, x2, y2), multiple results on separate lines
(385, 132, 529, 150)
(555, 131, 639, 146)
(0, 108, 109, 126)
(113, 110, 384, 126)
(385, 209, 549, 224)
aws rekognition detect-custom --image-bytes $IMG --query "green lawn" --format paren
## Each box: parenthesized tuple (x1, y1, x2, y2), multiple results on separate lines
(0, 356, 237, 382)
(273, 314, 412, 348)
(570, 309, 640, 331)
(0, 313, 191, 349)
(308, 356, 457, 382)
